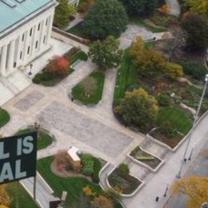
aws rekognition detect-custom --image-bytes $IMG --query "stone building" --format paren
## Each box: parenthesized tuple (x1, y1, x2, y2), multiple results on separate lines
(0, 0, 57, 77)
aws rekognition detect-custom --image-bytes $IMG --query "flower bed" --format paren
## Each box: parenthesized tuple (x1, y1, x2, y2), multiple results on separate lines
(108, 168, 142, 195)
(33, 48, 88, 86)
(129, 146, 162, 171)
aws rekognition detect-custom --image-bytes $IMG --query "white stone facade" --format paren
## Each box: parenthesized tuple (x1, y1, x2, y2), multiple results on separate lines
(0, 6, 55, 77)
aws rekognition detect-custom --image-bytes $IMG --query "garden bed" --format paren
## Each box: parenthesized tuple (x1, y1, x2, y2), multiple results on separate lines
(0, 108, 10, 128)
(33, 48, 88, 86)
(38, 156, 101, 206)
(113, 49, 200, 146)
(129, 146, 162, 171)
(151, 106, 193, 148)
(108, 168, 142, 195)
(6, 182, 38, 208)
(37, 156, 121, 208)
(16, 128, 54, 150)
(72, 70, 105, 105)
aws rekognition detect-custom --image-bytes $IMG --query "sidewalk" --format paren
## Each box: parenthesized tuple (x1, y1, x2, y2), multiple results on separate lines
(21, 173, 60, 208)
(123, 112, 208, 208)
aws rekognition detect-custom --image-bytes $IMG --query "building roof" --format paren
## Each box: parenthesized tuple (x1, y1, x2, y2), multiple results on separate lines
(0, 0, 56, 34)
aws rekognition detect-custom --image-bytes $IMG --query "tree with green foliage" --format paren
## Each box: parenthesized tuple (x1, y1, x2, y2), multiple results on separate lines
(116, 88, 159, 132)
(129, 37, 183, 79)
(181, 12, 208, 51)
(119, 0, 158, 17)
(54, 0, 76, 28)
(118, 163, 129, 178)
(88, 36, 122, 70)
(84, 0, 128, 39)
(129, 37, 166, 78)
(186, 0, 208, 16)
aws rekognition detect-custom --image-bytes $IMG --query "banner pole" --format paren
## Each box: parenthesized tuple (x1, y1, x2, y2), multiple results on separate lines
(33, 173, 37, 201)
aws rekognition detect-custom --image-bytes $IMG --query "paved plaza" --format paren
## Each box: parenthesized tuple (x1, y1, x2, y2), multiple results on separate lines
(38, 101, 133, 157)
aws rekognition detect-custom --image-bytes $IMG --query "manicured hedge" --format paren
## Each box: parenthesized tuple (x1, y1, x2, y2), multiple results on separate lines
(0, 108, 10, 128)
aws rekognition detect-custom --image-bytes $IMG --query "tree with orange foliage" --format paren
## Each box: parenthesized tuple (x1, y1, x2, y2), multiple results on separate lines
(47, 56, 70, 77)
(91, 195, 114, 208)
(172, 176, 208, 208)
(0, 185, 10, 207)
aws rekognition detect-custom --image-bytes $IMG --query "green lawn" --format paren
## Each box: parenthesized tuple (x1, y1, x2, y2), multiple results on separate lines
(6, 182, 38, 208)
(72, 70, 105, 105)
(0, 108, 10, 128)
(16, 128, 54, 150)
(37, 157, 101, 206)
(114, 51, 137, 105)
(157, 106, 193, 135)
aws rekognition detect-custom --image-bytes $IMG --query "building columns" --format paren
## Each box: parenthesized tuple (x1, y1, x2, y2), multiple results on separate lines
(7, 40, 15, 73)
(0, 45, 7, 76)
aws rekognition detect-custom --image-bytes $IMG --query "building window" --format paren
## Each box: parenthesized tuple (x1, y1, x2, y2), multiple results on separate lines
(20, 51, 22, 59)
(43, 36, 46, 44)
(30, 28, 33, 36)
(35, 41, 38, 49)
(27, 46, 30, 54)
(38, 23, 41, 31)
(22, 34, 24, 41)
(45, 18, 48, 26)
(13, 62, 16, 68)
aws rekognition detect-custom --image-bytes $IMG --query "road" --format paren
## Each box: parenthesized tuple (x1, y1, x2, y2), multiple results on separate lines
(124, 112, 208, 208)
(164, 131, 208, 208)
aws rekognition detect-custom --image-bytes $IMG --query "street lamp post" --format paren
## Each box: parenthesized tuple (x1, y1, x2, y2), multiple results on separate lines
(176, 74, 208, 178)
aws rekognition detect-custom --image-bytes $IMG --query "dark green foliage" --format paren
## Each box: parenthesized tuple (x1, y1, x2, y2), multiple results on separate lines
(116, 88, 159, 132)
(64, 47, 88, 64)
(89, 36, 122, 70)
(71, 50, 88, 63)
(177, 60, 207, 81)
(84, 0, 128, 39)
(157, 93, 171, 106)
(80, 154, 95, 176)
(80, 154, 102, 183)
(92, 159, 102, 183)
(181, 12, 208, 51)
(108, 168, 141, 194)
(0, 108, 10, 128)
(119, 0, 158, 17)
(117, 163, 129, 178)
(54, 0, 75, 28)
(33, 48, 87, 86)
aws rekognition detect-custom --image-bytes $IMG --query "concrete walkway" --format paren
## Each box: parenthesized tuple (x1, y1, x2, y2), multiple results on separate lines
(164, 130, 208, 208)
(124, 112, 208, 208)
(21, 173, 60, 208)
